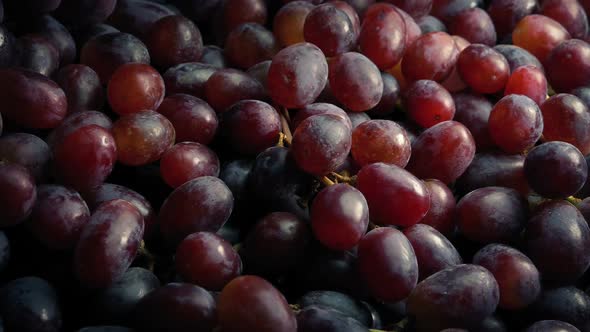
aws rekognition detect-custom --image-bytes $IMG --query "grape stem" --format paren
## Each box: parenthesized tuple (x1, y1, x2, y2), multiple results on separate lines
(137, 240, 156, 272)
(567, 196, 582, 207)
(319, 176, 336, 186)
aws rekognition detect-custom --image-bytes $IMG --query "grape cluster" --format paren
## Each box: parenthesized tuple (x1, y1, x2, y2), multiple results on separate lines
(1, 0, 590, 331)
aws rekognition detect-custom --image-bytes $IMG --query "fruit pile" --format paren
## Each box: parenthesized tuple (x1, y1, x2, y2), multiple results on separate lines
(2, 0, 590, 331)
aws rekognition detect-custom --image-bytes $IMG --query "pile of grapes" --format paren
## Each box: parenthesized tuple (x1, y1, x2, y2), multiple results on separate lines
(3, 0, 590, 331)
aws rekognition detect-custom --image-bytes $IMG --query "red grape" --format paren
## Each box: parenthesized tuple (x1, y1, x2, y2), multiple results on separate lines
(107, 63, 165, 115)
(402, 31, 459, 83)
(385, 0, 432, 18)
(304, 3, 356, 57)
(156, 94, 218, 145)
(225, 23, 279, 70)
(160, 142, 220, 188)
(546, 39, 590, 93)
(541, 0, 588, 39)
(457, 44, 510, 94)
(351, 119, 411, 167)
(405, 79, 455, 128)
(504, 65, 547, 106)
(0, 163, 36, 227)
(512, 14, 571, 64)
(205, 68, 265, 113)
(541, 93, 590, 155)
(221, 0, 267, 33)
(273, 1, 315, 47)
(419, 179, 456, 236)
(448, 8, 496, 46)
(487, 0, 537, 38)
(146, 15, 203, 69)
(292, 103, 351, 130)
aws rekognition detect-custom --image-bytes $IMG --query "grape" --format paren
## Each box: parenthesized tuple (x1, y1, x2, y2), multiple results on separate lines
(358, 227, 418, 302)
(220, 159, 253, 201)
(145, 15, 203, 69)
(296, 306, 368, 332)
(163, 62, 216, 98)
(329, 52, 383, 112)
(546, 39, 590, 93)
(156, 94, 218, 144)
(107, 0, 176, 40)
(457, 186, 527, 244)
(351, 119, 411, 168)
(420, 179, 456, 236)
(133, 283, 217, 332)
(299, 248, 364, 296)
(359, 3, 406, 70)
(504, 65, 547, 106)
(291, 114, 352, 175)
(80, 32, 150, 84)
(292, 103, 351, 130)
(112, 111, 175, 166)
(224, 23, 278, 71)
(449, 8, 496, 46)
(330, 1, 361, 37)
(160, 142, 219, 188)
(107, 63, 165, 115)
(402, 32, 459, 83)
(0, 231, 9, 273)
(74, 199, 144, 288)
(417, 15, 447, 34)
(573, 86, 590, 109)
(55, 64, 104, 114)
(159, 176, 233, 246)
(221, 100, 282, 155)
(90, 267, 159, 324)
(403, 224, 462, 280)
(241, 212, 310, 275)
(273, 1, 314, 47)
(33, 15, 76, 66)
(370, 72, 400, 116)
(405, 80, 455, 128)
(75, 23, 120, 46)
(512, 14, 571, 64)
(523, 200, 590, 282)
(0, 163, 36, 227)
(54, 0, 117, 27)
(457, 44, 510, 94)
(440, 35, 470, 93)
(456, 152, 529, 195)
(199, 45, 226, 68)
(311, 183, 369, 251)
(47, 111, 113, 148)
(0, 133, 51, 182)
(172, 0, 222, 24)
(77, 327, 133, 332)
(204, 68, 266, 112)
(0, 68, 67, 129)
(0, 277, 61, 332)
(487, 0, 537, 38)
(406, 121, 476, 184)
(0, 24, 16, 68)
(298, 290, 371, 326)
(356, 162, 430, 227)
(268, 42, 328, 108)
(407, 264, 500, 331)
(218, 275, 297, 332)
(431, 0, 480, 23)
(385, 0, 432, 18)
(176, 232, 241, 290)
(304, 4, 356, 57)
(246, 60, 271, 89)
(28, 185, 90, 250)
(524, 142, 587, 199)
(541, 0, 588, 39)
(473, 244, 541, 310)
(493, 44, 545, 73)
(524, 321, 581, 332)
(221, 0, 268, 33)
(541, 94, 590, 155)
(17, 34, 59, 77)
(488, 94, 543, 154)
(452, 92, 494, 150)
(530, 287, 590, 330)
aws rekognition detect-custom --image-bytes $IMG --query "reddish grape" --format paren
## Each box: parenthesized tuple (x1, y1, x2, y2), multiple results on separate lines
(0, 133, 51, 182)
(176, 232, 241, 290)
(385, 0, 432, 18)
(0, 68, 67, 129)
(291, 114, 352, 175)
(156, 94, 218, 145)
(440, 35, 469, 93)
(452, 92, 494, 150)
(53, 125, 117, 192)
(28, 185, 90, 250)
(218, 276, 297, 332)
(303, 4, 356, 57)
(358, 227, 418, 302)
(356, 162, 430, 226)
(487, 0, 537, 38)
(199, 45, 226, 69)
(402, 31, 459, 82)
(524, 200, 590, 282)
(17, 34, 59, 77)
(204, 68, 266, 113)
(512, 14, 571, 64)
(273, 1, 314, 47)
(47, 110, 113, 148)
(159, 176, 233, 246)
(311, 183, 369, 251)
(0, 163, 36, 227)
(55, 64, 104, 114)
(494, 44, 545, 73)
(74, 199, 144, 288)
(457, 44, 510, 94)
(546, 39, 590, 93)
(225, 23, 279, 70)
(457, 186, 527, 244)
(112, 111, 175, 166)
(358, 3, 406, 70)
(351, 119, 411, 168)
(541, 93, 590, 155)
(268, 42, 328, 108)
(407, 264, 500, 331)
(221, 0, 267, 33)
(330, 1, 361, 37)
(488, 94, 543, 154)
(524, 142, 588, 199)
(405, 80, 455, 128)
(163, 62, 216, 98)
(448, 8, 496, 46)
(541, 0, 588, 39)
(146, 15, 203, 69)
(160, 142, 220, 188)
(420, 179, 456, 236)
(473, 244, 541, 310)
(407, 121, 476, 184)
(370, 72, 400, 116)
(292, 103, 351, 130)
(221, 100, 281, 155)
(107, 63, 165, 115)
(328, 52, 383, 111)
(504, 65, 547, 106)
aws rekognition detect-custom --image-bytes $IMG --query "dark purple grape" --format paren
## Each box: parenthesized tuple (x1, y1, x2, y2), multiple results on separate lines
(33, 15, 76, 66)
(157, 94, 218, 145)
(452, 92, 494, 151)
(224, 23, 278, 70)
(107, 0, 176, 40)
(17, 34, 59, 77)
(204, 68, 265, 113)
(530, 287, 590, 331)
(488, 0, 537, 38)
(0, 133, 51, 182)
(200, 45, 226, 68)
(219, 159, 253, 201)
(298, 291, 371, 327)
(456, 152, 529, 195)
(54, 64, 104, 114)
(417, 15, 447, 34)
(370, 72, 400, 116)
(146, 15, 203, 69)
(0, 24, 17, 68)
(0, 231, 9, 272)
(303, 3, 357, 57)
(420, 179, 456, 236)
(493, 44, 544, 73)
(55, 0, 117, 27)
(0, 163, 36, 227)
(163, 62, 216, 98)
(296, 306, 368, 332)
(75, 23, 120, 46)
(524, 320, 581, 332)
